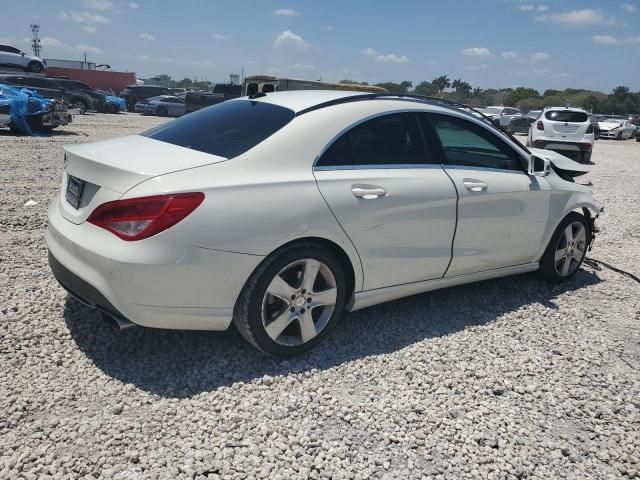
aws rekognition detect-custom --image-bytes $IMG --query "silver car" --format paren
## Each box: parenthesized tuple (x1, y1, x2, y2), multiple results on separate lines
(135, 95, 185, 117)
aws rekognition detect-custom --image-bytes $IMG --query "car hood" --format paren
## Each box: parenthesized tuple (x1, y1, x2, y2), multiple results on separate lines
(529, 147, 591, 174)
(598, 122, 621, 130)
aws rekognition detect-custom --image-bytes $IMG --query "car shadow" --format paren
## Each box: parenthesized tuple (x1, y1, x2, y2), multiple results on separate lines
(63, 269, 601, 398)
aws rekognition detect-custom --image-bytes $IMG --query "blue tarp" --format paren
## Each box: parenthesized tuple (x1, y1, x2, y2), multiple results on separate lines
(105, 95, 125, 112)
(0, 84, 52, 135)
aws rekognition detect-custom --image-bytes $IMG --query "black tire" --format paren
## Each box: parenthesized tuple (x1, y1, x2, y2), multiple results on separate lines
(582, 151, 592, 164)
(538, 212, 590, 283)
(156, 105, 168, 117)
(617, 132, 622, 140)
(70, 99, 88, 114)
(233, 242, 347, 357)
(26, 61, 43, 73)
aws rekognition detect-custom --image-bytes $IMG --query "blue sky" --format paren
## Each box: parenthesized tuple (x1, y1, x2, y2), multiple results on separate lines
(2, 0, 639, 92)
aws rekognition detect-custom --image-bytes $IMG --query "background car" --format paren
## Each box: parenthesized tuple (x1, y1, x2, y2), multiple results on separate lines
(47, 91, 598, 357)
(598, 118, 636, 140)
(0, 44, 46, 73)
(47, 78, 108, 112)
(169, 87, 187, 98)
(588, 116, 601, 140)
(527, 107, 594, 163)
(119, 85, 175, 111)
(134, 95, 185, 116)
(477, 106, 524, 128)
(0, 74, 94, 113)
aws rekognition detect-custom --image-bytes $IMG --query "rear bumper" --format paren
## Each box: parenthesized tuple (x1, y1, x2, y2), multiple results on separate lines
(46, 197, 264, 330)
(531, 139, 593, 163)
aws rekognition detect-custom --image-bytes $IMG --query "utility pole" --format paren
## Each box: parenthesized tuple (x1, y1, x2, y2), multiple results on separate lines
(30, 24, 41, 57)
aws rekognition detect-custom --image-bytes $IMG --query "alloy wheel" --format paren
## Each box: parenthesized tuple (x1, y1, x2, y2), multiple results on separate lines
(261, 258, 337, 346)
(554, 221, 587, 276)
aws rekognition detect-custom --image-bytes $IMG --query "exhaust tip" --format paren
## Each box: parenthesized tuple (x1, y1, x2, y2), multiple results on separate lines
(99, 311, 136, 330)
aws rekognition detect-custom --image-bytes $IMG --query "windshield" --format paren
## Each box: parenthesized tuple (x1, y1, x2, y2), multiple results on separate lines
(480, 107, 501, 114)
(142, 99, 295, 158)
(602, 118, 622, 124)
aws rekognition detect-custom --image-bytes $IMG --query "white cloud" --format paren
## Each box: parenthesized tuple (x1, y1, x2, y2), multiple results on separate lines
(39, 36, 102, 54)
(213, 33, 231, 40)
(537, 5, 548, 12)
(536, 9, 606, 26)
(592, 34, 619, 44)
(82, 25, 97, 33)
(289, 63, 316, 70)
(625, 35, 640, 43)
(502, 51, 519, 60)
(83, 0, 113, 10)
(273, 30, 309, 48)
(461, 47, 493, 58)
(139, 32, 155, 40)
(76, 44, 102, 54)
(622, 3, 637, 12)
(321, 25, 334, 31)
(361, 47, 410, 64)
(60, 10, 111, 24)
(520, 4, 534, 11)
(530, 52, 550, 61)
(273, 8, 300, 16)
(128, 2, 138, 8)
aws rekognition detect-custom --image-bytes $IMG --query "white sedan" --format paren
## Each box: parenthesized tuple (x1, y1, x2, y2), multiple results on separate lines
(598, 118, 636, 140)
(47, 91, 600, 356)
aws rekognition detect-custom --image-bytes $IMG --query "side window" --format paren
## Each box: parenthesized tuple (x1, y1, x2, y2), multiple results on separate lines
(317, 135, 352, 167)
(424, 113, 522, 171)
(317, 113, 429, 168)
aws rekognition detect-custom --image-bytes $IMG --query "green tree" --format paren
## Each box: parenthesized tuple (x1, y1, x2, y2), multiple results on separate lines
(613, 85, 629, 100)
(504, 87, 540, 107)
(414, 81, 438, 96)
(374, 81, 412, 94)
(339, 79, 369, 85)
(432, 75, 451, 93)
(543, 89, 560, 97)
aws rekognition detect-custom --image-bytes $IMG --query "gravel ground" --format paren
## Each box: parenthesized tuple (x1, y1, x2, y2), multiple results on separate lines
(1, 115, 639, 480)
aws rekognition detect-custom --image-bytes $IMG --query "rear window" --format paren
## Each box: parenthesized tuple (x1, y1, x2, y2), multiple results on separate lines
(142, 99, 295, 158)
(544, 110, 588, 123)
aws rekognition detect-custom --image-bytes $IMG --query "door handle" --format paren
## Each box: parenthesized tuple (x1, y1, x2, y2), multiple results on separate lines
(463, 180, 488, 192)
(351, 185, 387, 199)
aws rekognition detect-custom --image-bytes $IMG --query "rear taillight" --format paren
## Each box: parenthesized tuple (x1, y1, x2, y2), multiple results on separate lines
(87, 193, 204, 241)
(586, 124, 594, 134)
(536, 121, 544, 131)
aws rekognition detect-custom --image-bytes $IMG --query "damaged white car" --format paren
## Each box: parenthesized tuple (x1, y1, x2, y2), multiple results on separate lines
(47, 91, 600, 356)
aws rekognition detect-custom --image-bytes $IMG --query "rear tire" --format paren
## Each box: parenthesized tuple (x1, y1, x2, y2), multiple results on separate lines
(538, 212, 590, 283)
(233, 242, 347, 357)
(617, 132, 622, 140)
(582, 151, 592, 164)
(156, 105, 168, 117)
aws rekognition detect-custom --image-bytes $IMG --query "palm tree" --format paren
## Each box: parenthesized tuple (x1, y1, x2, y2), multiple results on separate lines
(432, 75, 451, 93)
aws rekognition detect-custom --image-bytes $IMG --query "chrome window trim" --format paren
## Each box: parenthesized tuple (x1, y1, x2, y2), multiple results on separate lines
(313, 163, 444, 172)
(442, 164, 528, 175)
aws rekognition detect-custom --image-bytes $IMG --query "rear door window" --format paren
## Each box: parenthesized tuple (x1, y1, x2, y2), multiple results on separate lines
(142, 99, 295, 158)
(317, 113, 430, 168)
(544, 110, 588, 122)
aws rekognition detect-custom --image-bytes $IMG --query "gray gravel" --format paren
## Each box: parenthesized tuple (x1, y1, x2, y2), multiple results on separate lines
(1, 115, 639, 479)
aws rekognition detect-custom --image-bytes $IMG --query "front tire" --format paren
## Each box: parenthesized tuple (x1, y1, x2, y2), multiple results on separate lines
(26, 61, 43, 73)
(538, 212, 590, 283)
(233, 242, 347, 357)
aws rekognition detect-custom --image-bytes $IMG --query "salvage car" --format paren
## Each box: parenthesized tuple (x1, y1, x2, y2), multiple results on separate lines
(527, 107, 594, 163)
(598, 118, 636, 140)
(47, 78, 108, 112)
(477, 106, 523, 128)
(47, 91, 599, 356)
(0, 43, 46, 73)
(135, 95, 185, 117)
(0, 83, 72, 134)
(0, 74, 94, 113)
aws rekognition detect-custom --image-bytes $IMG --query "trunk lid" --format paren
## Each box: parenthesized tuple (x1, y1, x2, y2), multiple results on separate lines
(543, 110, 589, 140)
(60, 135, 226, 224)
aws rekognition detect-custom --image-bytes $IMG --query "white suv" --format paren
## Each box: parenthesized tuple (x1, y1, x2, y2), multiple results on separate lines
(0, 44, 47, 73)
(527, 107, 594, 164)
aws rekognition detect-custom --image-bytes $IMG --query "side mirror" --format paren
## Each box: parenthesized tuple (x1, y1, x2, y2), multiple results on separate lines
(528, 155, 551, 176)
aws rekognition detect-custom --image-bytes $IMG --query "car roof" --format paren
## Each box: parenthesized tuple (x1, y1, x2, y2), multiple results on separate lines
(247, 90, 365, 113)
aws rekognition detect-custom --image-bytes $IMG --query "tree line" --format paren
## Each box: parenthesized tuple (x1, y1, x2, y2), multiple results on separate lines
(340, 77, 640, 115)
